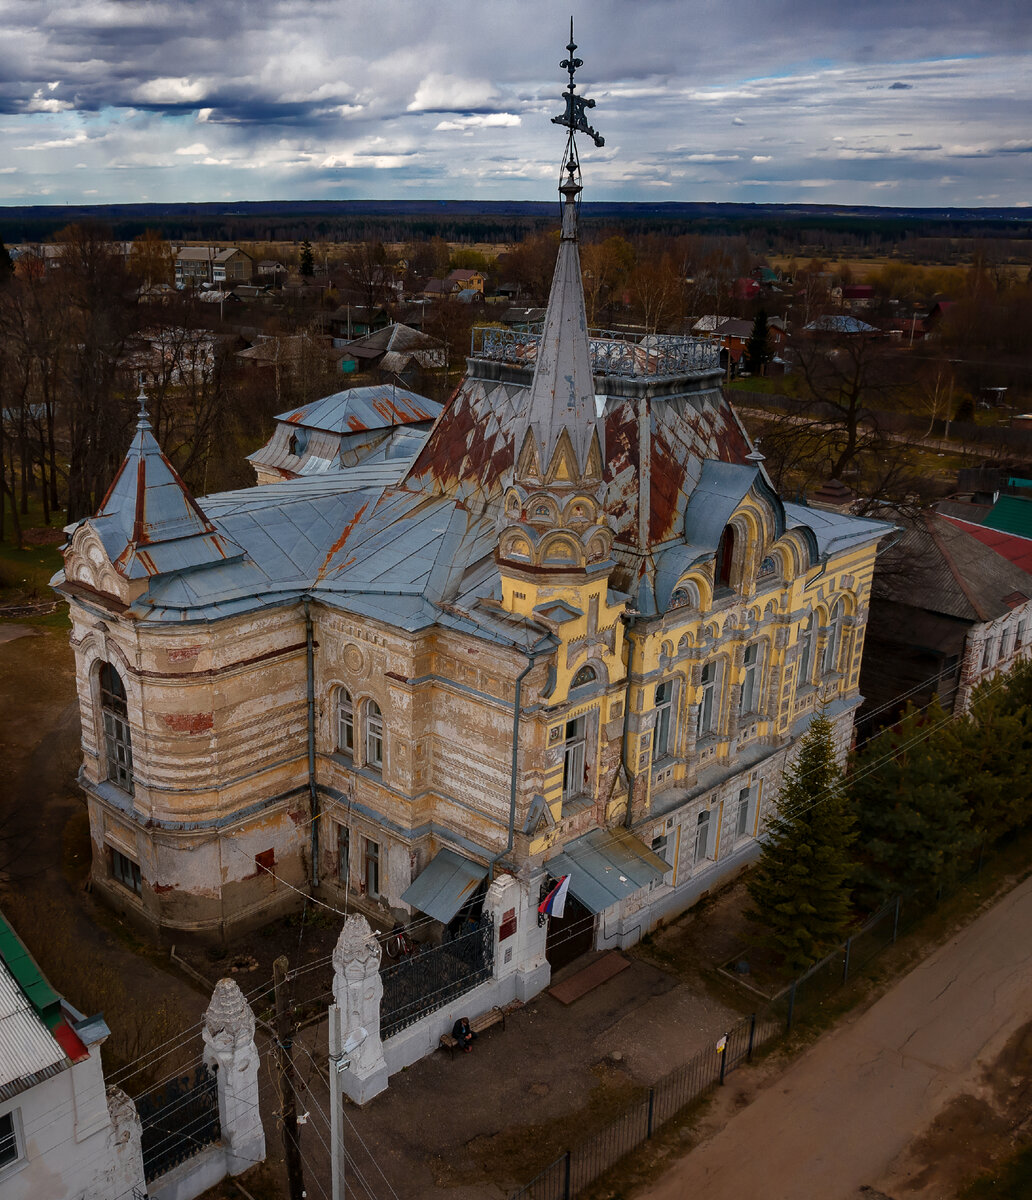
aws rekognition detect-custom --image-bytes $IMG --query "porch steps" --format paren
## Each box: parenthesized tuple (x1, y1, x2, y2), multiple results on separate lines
(548, 951, 630, 1005)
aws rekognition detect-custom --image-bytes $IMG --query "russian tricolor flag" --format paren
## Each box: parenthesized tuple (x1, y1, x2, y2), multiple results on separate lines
(538, 874, 571, 919)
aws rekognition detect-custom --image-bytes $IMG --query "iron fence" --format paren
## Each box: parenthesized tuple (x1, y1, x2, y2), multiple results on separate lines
(380, 915, 494, 1040)
(508, 890, 941, 1199)
(470, 325, 719, 379)
(137, 1061, 220, 1182)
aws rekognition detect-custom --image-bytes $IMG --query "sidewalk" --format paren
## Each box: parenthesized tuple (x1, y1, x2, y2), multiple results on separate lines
(637, 870, 1032, 1200)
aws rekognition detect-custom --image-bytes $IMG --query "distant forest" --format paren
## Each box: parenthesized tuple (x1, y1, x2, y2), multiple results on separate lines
(3, 200, 1032, 257)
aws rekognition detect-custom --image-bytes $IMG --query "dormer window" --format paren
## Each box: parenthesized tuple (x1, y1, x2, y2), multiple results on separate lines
(535, 505, 550, 517)
(670, 588, 690, 610)
(715, 526, 735, 589)
(288, 433, 300, 456)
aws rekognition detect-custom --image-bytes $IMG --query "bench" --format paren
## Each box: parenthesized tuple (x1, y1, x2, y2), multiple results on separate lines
(439, 1006, 506, 1058)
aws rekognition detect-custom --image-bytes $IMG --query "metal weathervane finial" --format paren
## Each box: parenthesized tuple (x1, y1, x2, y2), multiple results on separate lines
(552, 16, 605, 181)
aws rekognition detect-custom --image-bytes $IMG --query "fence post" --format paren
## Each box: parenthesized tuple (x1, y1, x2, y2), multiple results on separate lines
(892, 895, 901, 944)
(719, 1034, 728, 1085)
(563, 1149, 572, 1200)
(747, 1012, 756, 1063)
(786, 980, 797, 1032)
(842, 936, 852, 984)
(647, 1087, 655, 1138)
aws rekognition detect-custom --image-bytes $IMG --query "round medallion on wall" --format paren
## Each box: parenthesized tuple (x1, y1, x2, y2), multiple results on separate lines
(343, 643, 366, 676)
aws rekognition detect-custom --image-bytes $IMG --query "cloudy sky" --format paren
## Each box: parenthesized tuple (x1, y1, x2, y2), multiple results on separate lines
(1, 0, 1030, 208)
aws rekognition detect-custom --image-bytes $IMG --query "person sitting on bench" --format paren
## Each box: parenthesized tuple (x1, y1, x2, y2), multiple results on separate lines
(452, 1016, 477, 1053)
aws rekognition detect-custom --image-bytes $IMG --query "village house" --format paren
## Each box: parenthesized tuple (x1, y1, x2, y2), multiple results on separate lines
(858, 508, 1032, 731)
(0, 915, 145, 1199)
(53, 113, 890, 972)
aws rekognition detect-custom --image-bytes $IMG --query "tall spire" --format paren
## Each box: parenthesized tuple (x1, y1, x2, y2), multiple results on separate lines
(513, 21, 605, 489)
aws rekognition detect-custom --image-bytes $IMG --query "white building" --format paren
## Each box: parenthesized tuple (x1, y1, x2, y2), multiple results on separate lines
(0, 914, 145, 1199)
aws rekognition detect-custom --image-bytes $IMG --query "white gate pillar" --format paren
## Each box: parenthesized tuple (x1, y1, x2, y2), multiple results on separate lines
(202, 978, 266, 1176)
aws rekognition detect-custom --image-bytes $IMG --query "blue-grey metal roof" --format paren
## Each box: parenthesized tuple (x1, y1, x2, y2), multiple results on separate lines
(90, 409, 242, 579)
(783, 502, 891, 556)
(544, 827, 668, 914)
(401, 848, 488, 923)
(275, 386, 442, 434)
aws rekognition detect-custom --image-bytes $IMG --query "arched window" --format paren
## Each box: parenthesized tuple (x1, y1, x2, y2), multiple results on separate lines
(759, 555, 777, 577)
(670, 587, 691, 611)
(99, 662, 133, 794)
(571, 664, 597, 688)
(365, 701, 384, 770)
(824, 600, 845, 675)
(337, 689, 354, 756)
(715, 526, 735, 590)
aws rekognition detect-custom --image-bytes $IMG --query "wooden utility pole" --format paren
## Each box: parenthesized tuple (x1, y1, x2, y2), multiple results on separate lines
(274, 955, 306, 1200)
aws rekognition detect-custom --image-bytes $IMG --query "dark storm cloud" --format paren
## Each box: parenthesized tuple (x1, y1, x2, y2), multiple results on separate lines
(1, 0, 1030, 204)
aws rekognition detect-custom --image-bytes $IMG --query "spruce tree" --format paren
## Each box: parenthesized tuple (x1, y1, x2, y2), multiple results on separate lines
(744, 308, 770, 376)
(299, 239, 314, 278)
(942, 671, 1032, 843)
(746, 711, 856, 971)
(849, 701, 972, 907)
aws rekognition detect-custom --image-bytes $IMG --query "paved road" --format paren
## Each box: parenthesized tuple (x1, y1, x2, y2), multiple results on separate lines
(641, 872, 1032, 1200)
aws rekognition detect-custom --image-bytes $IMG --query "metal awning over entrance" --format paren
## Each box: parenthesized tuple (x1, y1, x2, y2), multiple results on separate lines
(401, 848, 488, 924)
(544, 827, 668, 914)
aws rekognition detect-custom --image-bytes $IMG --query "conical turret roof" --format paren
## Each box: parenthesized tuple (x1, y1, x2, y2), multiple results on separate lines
(91, 397, 242, 579)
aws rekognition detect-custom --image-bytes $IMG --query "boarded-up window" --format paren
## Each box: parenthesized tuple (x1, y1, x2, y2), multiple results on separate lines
(255, 849, 275, 875)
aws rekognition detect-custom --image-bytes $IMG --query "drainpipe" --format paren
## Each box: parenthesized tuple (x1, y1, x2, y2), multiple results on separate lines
(489, 635, 553, 882)
(622, 617, 640, 829)
(304, 597, 319, 888)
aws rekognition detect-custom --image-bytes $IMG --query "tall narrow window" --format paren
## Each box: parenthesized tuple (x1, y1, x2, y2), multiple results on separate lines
(337, 689, 354, 755)
(715, 525, 735, 589)
(99, 663, 133, 794)
(338, 825, 350, 884)
(735, 787, 752, 840)
(824, 601, 845, 675)
(981, 638, 995, 670)
(697, 663, 718, 737)
(562, 716, 587, 801)
(365, 701, 383, 769)
(694, 810, 712, 864)
(798, 614, 816, 687)
(740, 643, 760, 715)
(363, 838, 380, 898)
(655, 681, 674, 759)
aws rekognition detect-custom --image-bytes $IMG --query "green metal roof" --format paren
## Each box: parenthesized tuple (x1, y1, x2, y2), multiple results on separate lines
(0, 912, 62, 1027)
(984, 495, 1032, 540)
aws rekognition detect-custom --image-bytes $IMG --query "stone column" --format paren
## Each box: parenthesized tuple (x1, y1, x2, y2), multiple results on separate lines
(329, 914, 388, 1105)
(202, 978, 266, 1176)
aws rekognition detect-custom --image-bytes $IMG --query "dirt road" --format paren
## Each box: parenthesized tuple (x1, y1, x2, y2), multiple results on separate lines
(640, 871, 1032, 1200)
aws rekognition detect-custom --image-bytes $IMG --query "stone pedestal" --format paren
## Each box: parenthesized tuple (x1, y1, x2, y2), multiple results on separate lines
(202, 979, 266, 1175)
